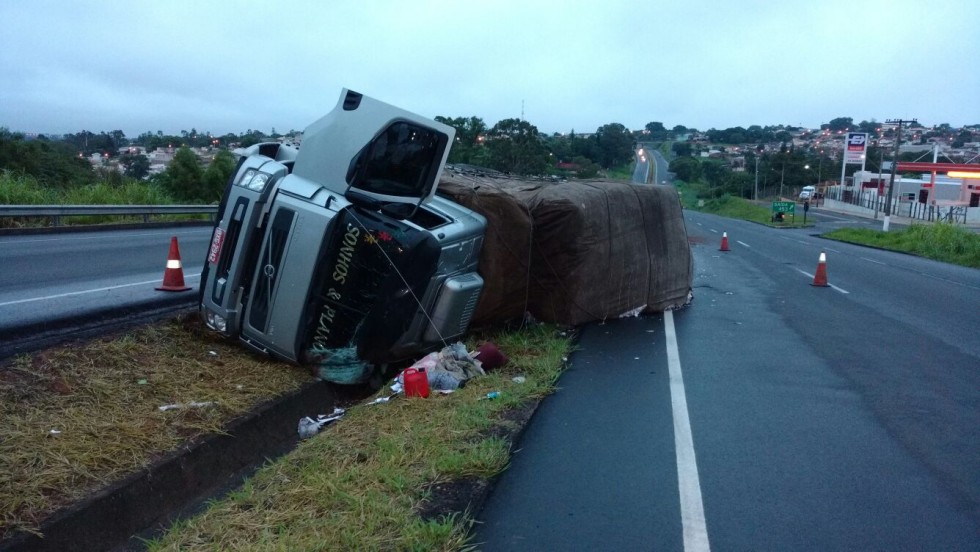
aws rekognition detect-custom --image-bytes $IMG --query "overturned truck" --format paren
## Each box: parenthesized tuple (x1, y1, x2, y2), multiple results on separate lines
(200, 89, 487, 384)
(199, 88, 692, 384)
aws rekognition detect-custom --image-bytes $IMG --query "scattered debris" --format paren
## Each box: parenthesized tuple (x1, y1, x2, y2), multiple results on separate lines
(618, 305, 646, 318)
(137, 379, 148, 385)
(479, 391, 501, 400)
(399, 342, 487, 391)
(512, 376, 526, 384)
(475, 342, 508, 371)
(297, 408, 346, 439)
(158, 401, 217, 412)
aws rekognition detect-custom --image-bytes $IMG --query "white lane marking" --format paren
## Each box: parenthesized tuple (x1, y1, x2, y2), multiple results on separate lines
(861, 257, 885, 265)
(812, 212, 850, 221)
(824, 247, 841, 254)
(795, 269, 850, 294)
(0, 273, 202, 307)
(736, 241, 750, 248)
(7, 229, 211, 245)
(664, 310, 711, 552)
(709, 229, 718, 233)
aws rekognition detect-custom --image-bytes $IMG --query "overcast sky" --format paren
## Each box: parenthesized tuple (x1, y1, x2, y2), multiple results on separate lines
(2, 0, 978, 138)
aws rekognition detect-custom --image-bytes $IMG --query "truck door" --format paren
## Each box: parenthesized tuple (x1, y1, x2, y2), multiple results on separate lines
(291, 89, 456, 208)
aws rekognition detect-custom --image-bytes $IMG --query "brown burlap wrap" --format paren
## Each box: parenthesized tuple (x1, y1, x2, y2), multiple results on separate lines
(438, 171, 693, 326)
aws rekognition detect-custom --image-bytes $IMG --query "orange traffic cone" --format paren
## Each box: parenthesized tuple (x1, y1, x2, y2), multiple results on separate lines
(811, 251, 829, 287)
(719, 232, 730, 252)
(156, 236, 192, 292)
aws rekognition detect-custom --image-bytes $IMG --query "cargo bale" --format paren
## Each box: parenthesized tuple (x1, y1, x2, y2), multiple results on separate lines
(438, 169, 692, 327)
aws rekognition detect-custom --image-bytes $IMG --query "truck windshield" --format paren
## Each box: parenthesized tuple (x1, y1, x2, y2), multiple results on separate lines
(348, 122, 446, 198)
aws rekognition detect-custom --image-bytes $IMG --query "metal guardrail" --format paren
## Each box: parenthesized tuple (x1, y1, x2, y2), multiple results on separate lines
(0, 205, 219, 226)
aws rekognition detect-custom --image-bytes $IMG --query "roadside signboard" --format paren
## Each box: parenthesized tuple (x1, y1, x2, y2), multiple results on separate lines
(844, 132, 869, 164)
(772, 201, 795, 214)
(771, 201, 795, 223)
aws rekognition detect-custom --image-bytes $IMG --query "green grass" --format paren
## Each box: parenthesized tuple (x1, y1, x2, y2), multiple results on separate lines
(0, 317, 311, 538)
(0, 172, 58, 204)
(1, 313, 574, 549)
(677, 184, 810, 227)
(824, 224, 980, 268)
(144, 324, 573, 551)
(1, 169, 209, 227)
(605, 161, 637, 181)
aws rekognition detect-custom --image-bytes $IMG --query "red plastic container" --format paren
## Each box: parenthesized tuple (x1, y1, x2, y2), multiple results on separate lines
(403, 367, 430, 398)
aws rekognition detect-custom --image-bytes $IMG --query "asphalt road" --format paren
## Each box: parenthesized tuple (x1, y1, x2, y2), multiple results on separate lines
(632, 147, 672, 186)
(0, 226, 210, 334)
(475, 211, 979, 550)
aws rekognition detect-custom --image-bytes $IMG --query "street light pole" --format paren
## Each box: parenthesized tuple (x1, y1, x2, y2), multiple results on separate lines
(754, 155, 759, 201)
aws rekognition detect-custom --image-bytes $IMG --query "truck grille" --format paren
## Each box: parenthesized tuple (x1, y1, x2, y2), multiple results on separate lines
(248, 208, 294, 332)
(455, 274, 481, 332)
(210, 198, 247, 305)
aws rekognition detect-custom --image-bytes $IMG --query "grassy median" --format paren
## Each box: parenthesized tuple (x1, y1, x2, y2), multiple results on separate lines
(0, 315, 573, 550)
(145, 324, 572, 551)
(824, 223, 980, 268)
(0, 316, 312, 539)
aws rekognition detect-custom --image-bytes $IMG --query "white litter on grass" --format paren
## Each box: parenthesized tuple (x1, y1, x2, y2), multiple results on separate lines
(208, 351, 218, 356)
(48, 429, 61, 436)
(158, 401, 217, 412)
(512, 376, 526, 384)
(297, 407, 346, 439)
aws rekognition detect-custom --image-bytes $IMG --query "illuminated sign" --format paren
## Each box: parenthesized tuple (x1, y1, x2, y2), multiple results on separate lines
(844, 132, 868, 164)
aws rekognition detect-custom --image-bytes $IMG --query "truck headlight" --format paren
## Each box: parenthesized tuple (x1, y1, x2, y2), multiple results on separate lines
(235, 169, 271, 192)
(205, 310, 228, 332)
(236, 169, 257, 188)
(245, 172, 269, 192)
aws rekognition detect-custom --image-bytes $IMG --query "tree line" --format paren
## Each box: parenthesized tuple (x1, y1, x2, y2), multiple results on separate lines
(1, 128, 237, 204)
(434, 116, 634, 177)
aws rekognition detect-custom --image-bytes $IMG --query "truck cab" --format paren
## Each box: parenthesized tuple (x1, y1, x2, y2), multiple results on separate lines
(200, 89, 486, 381)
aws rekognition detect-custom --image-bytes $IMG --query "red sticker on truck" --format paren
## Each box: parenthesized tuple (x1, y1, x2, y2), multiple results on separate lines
(207, 227, 225, 264)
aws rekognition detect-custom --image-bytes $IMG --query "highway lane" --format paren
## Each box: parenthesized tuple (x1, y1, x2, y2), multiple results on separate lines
(633, 148, 651, 183)
(477, 209, 979, 549)
(683, 211, 980, 545)
(0, 226, 211, 333)
(652, 149, 671, 184)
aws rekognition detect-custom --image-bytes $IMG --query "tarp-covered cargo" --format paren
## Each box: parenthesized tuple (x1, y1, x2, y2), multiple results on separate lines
(438, 169, 693, 326)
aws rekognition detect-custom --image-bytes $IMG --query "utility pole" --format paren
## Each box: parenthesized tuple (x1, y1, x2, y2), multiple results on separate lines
(874, 148, 884, 219)
(883, 118, 916, 231)
(754, 155, 759, 201)
(778, 160, 785, 199)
